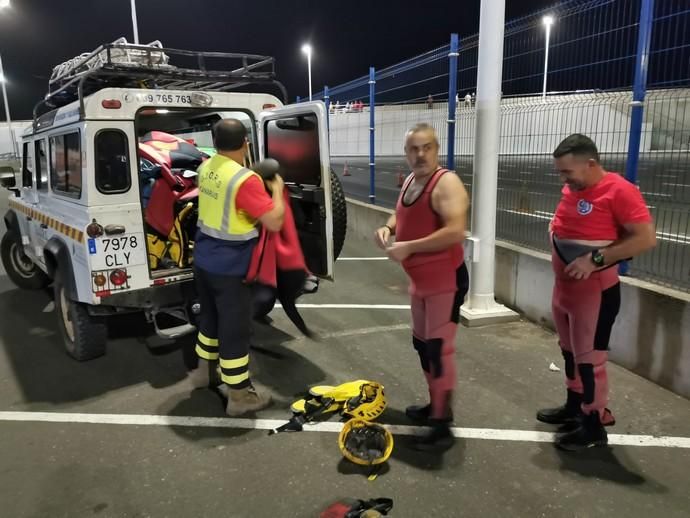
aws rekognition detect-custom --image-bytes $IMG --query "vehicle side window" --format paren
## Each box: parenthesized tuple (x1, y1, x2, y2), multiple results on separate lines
(50, 132, 82, 198)
(35, 140, 48, 192)
(22, 142, 33, 188)
(95, 130, 131, 194)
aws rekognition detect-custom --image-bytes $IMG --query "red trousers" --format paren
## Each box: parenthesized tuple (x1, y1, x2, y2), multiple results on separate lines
(552, 276, 621, 418)
(410, 264, 469, 419)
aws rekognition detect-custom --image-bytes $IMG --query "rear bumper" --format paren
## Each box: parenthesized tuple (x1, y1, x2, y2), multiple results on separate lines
(91, 279, 197, 314)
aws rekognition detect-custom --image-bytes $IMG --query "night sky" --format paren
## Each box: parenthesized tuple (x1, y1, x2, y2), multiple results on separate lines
(0, 0, 553, 120)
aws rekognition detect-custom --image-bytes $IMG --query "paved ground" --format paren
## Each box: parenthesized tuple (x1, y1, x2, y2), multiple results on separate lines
(333, 154, 690, 291)
(1, 187, 690, 516)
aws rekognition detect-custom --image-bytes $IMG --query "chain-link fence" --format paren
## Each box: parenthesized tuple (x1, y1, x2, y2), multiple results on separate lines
(305, 0, 690, 292)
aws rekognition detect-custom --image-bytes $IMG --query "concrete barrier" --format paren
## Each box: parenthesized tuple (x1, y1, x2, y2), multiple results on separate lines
(346, 198, 690, 399)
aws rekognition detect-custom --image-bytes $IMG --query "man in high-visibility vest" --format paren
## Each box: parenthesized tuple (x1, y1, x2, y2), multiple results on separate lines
(188, 118, 285, 416)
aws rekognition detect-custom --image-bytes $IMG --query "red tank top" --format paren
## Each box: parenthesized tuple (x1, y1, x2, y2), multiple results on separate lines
(396, 168, 464, 296)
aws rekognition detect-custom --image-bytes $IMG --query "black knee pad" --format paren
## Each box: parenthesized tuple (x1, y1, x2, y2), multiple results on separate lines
(578, 363, 595, 405)
(561, 349, 576, 381)
(413, 336, 430, 373)
(426, 338, 444, 379)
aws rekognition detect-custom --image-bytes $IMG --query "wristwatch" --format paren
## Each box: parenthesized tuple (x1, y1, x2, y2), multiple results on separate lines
(591, 250, 605, 267)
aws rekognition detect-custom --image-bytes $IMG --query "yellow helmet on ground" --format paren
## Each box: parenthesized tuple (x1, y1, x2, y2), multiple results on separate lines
(343, 382, 387, 421)
(339, 418, 394, 466)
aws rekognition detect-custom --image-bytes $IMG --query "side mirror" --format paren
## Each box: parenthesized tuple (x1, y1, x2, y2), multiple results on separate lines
(0, 170, 16, 189)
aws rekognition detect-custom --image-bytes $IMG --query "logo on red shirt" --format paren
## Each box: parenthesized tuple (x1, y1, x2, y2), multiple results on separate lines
(577, 199, 593, 215)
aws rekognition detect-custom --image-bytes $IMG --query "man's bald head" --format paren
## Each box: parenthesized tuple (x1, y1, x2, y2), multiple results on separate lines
(404, 123, 439, 148)
(404, 123, 440, 177)
(212, 118, 248, 152)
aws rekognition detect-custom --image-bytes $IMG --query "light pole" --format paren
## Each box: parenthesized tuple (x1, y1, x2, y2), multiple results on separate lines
(301, 44, 312, 101)
(0, 0, 16, 157)
(542, 15, 554, 100)
(130, 0, 140, 44)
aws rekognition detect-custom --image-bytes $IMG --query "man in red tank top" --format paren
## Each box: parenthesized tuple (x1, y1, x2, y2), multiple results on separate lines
(537, 134, 656, 451)
(374, 123, 470, 450)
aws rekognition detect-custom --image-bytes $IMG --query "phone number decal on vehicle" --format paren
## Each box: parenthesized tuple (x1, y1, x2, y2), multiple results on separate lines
(124, 93, 193, 104)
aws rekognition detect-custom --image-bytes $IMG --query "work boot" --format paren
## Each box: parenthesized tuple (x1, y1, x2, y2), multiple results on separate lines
(556, 411, 608, 451)
(536, 389, 582, 425)
(556, 407, 616, 433)
(225, 385, 272, 417)
(188, 359, 220, 390)
(405, 404, 453, 424)
(412, 419, 455, 451)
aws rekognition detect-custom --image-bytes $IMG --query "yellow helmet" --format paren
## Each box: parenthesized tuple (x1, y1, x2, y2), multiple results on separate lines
(338, 418, 394, 466)
(343, 382, 387, 421)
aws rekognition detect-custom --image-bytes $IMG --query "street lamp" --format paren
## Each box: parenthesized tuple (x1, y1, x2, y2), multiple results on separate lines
(301, 44, 312, 101)
(130, 0, 140, 44)
(542, 15, 554, 101)
(0, 0, 16, 157)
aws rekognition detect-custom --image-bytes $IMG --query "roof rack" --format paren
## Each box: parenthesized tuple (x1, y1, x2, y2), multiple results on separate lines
(33, 38, 288, 124)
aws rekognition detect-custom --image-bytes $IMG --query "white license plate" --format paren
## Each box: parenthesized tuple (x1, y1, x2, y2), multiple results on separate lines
(88, 233, 147, 270)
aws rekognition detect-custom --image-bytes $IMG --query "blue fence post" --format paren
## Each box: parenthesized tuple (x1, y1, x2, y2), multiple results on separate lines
(447, 33, 459, 172)
(324, 86, 330, 133)
(369, 67, 376, 204)
(620, 0, 655, 276)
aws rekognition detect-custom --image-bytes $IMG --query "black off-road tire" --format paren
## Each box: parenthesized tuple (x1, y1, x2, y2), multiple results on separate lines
(54, 272, 108, 361)
(1, 231, 51, 290)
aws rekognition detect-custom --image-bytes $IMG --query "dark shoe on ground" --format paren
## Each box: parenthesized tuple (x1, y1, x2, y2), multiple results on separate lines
(555, 411, 608, 451)
(411, 420, 455, 451)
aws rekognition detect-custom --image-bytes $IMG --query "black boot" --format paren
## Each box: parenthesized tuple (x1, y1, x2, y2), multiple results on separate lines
(536, 389, 582, 425)
(412, 420, 455, 451)
(405, 403, 453, 424)
(556, 411, 608, 451)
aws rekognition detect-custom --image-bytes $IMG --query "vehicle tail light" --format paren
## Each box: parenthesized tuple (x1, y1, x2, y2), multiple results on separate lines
(263, 104, 276, 110)
(110, 269, 128, 286)
(93, 273, 107, 288)
(102, 99, 122, 109)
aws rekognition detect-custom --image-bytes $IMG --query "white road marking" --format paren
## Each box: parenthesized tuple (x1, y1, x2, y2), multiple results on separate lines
(277, 303, 411, 310)
(338, 257, 389, 261)
(1, 411, 689, 448)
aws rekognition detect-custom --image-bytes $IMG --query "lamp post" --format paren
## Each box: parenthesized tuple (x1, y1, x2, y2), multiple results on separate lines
(542, 15, 555, 100)
(301, 44, 313, 101)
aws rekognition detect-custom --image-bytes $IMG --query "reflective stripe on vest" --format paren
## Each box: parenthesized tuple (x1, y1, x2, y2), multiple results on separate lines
(196, 156, 261, 241)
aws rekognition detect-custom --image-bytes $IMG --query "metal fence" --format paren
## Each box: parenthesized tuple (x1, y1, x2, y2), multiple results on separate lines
(304, 0, 690, 292)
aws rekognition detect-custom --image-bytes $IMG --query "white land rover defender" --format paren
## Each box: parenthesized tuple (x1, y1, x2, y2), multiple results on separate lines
(0, 39, 347, 361)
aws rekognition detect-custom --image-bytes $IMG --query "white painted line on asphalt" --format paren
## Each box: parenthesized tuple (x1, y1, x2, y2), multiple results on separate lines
(655, 231, 690, 245)
(338, 257, 389, 261)
(1, 411, 689, 448)
(641, 192, 672, 198)
(277, 304, 411, 310)
(500, 209, 552, 221)
(534, 210, 554, 217)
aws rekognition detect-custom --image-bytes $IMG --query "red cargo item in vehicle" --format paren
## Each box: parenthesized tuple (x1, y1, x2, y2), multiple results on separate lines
(137, 132, 205, 237)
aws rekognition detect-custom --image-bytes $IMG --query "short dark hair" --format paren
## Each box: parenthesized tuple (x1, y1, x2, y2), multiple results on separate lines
(212, 119, 247, 151)
(553, 134, 600, 162)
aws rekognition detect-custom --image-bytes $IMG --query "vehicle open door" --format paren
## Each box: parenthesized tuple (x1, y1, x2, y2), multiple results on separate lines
(258, 102, 334, 280)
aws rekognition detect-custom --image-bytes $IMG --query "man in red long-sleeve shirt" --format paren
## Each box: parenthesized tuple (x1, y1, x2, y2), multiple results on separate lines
(538, 134, 657, 451)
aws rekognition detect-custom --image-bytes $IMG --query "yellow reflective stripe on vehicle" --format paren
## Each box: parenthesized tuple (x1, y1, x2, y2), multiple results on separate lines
(197, 333, 218, 347)
(220, 356, 249, 369)
(8, 199, 85, 243)
(221, 371, 250, 385)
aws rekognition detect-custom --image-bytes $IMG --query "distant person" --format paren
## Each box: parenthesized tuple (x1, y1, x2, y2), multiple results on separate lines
(426, 95, 434, 109)
(464, 93, 472, 108)
(374, 123, 469, 450)
(538, 134, 656, 451)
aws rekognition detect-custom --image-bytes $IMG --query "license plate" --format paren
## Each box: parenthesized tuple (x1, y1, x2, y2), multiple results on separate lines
(88, 233, 147, 270)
